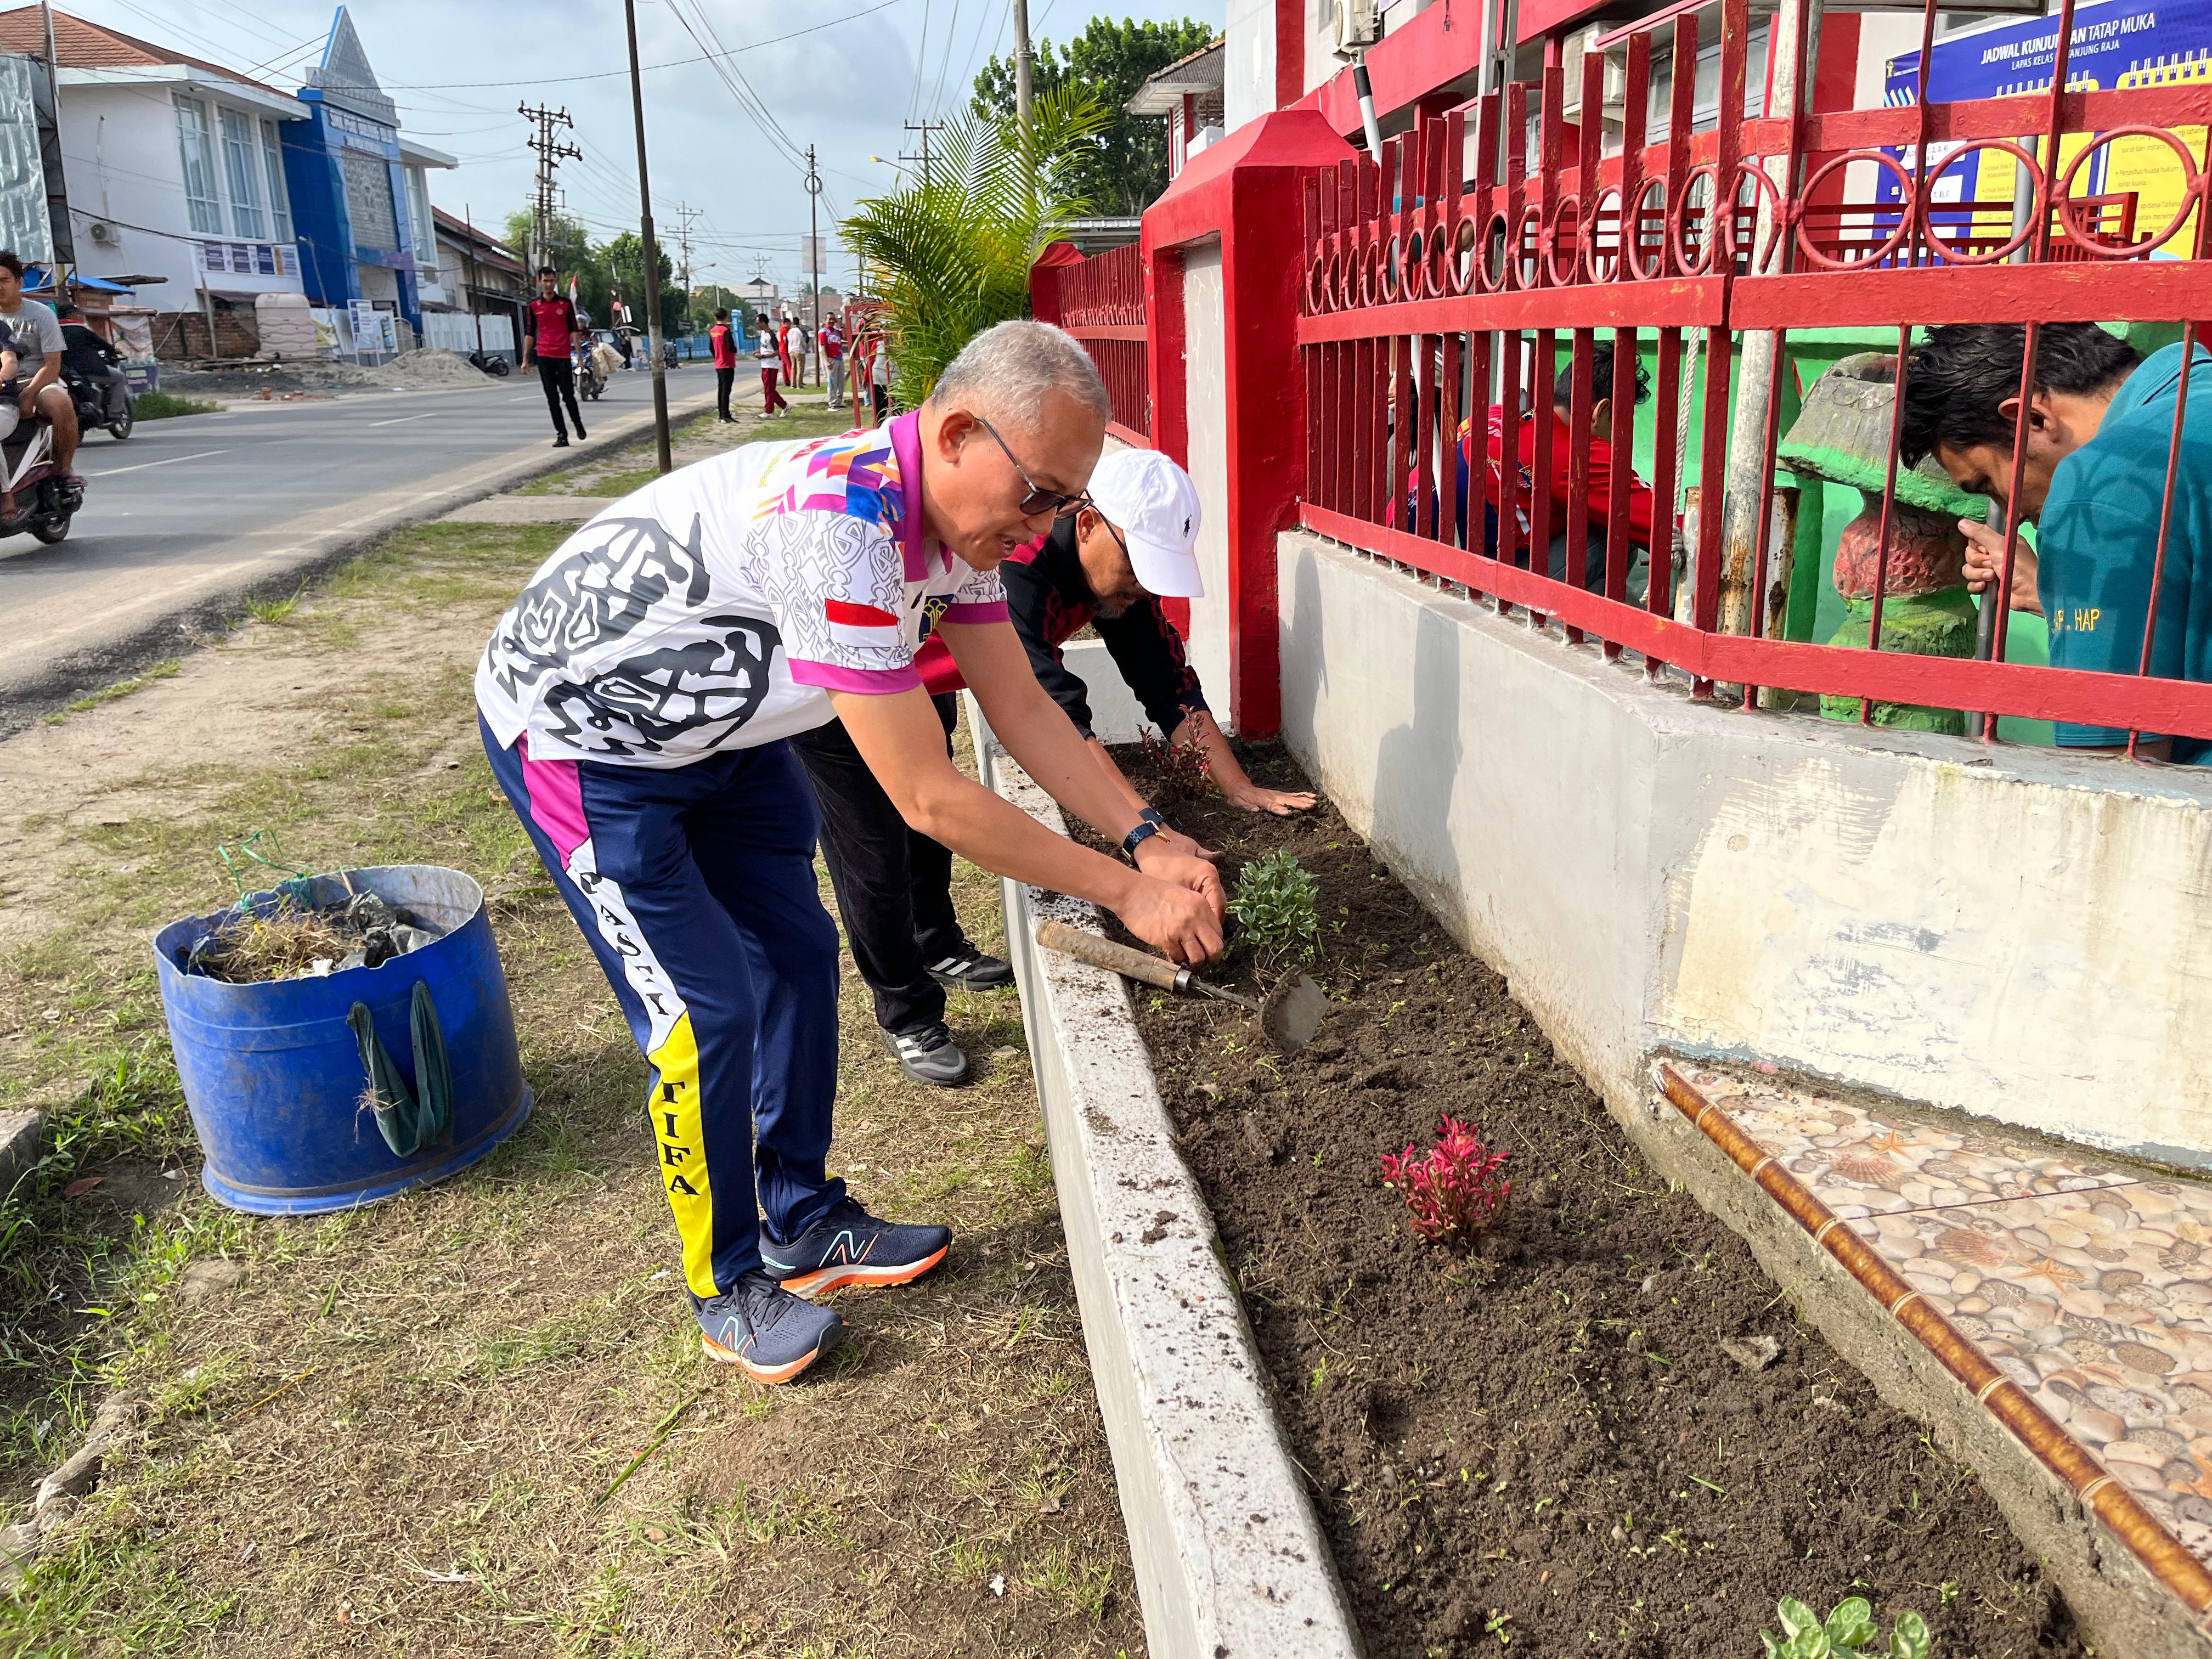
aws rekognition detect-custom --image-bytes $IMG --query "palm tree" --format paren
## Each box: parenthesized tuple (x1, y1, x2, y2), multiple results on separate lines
(842, 85, 1109, 409)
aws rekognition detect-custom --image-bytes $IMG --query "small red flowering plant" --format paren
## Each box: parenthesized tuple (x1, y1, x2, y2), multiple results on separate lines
(1380, 1115, 1513, 1246)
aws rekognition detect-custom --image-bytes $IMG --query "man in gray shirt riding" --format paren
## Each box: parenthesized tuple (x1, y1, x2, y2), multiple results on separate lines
(0, 251, 78, 484)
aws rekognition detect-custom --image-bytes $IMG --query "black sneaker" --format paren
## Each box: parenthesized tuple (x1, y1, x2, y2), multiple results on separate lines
(574, 424, 587, 439)
(884, 1023, 969, 1086)
(926, 947, 1013, 990)
(552, 434, 569, 448)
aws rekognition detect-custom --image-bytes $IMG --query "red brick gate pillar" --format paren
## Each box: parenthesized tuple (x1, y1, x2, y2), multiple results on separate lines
(1140, 110, 1354, 738)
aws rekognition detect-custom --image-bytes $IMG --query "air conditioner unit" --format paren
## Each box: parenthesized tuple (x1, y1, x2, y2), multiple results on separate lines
(1334, 0, 1380, 57)
(87, 220, 120, 248)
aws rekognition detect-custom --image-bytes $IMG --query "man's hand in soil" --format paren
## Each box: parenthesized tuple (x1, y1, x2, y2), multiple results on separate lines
(1959, 519, 2042, 616)
(1119, 847, 1225, 966)
(1221, 780, 1318, 816)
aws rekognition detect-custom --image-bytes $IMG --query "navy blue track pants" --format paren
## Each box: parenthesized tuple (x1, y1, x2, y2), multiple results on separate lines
(482, 716, 846, 1297)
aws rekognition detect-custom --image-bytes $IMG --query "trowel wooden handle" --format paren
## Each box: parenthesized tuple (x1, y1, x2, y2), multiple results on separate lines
(1035, 921, 1186, 991)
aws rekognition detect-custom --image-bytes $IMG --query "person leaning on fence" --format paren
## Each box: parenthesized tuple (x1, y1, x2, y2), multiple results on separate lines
(799, 447, 1315, 1086)
(1412, 340, 1659, 596)
(708, 308, 740, 424)
(473, 319, 1224, 1384)
(754, 323, 788, 416)
(1903, 321, 2212, 763)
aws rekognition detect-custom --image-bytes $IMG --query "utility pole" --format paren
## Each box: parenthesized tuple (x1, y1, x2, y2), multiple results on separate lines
(1012, 0, 1035, 130)
(804, 145, 823, 391)
(622, 0, 672, 475)
(674, 202, 701, 338)
(38, 0, 71, 286)
(900, 119, 943, 185)
(518, 102, 579, 272)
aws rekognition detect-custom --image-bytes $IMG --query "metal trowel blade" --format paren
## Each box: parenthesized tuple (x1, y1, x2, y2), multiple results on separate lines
(1261, 972, 1330, 1056)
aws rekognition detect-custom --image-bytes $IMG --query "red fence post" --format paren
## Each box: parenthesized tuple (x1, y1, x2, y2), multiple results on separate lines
(1030, 239, 1084, 328)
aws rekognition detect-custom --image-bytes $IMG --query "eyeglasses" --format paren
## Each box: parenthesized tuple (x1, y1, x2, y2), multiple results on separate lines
(973, 414, 1090, 518)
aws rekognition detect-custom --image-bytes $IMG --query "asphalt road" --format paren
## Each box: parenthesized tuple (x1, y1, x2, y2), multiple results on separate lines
(0, 364, 715, 718)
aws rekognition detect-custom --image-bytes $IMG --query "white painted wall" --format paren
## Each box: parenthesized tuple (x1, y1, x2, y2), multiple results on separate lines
(1278, 529, 2212, 1167)
(1180, 240, 1233, 727)
(58, 71, 304, 313)
(1223, 0, 1278, 133)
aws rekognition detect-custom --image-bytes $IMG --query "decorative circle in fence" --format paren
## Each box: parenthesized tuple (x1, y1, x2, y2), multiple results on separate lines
(2056, 127, 2202, 258)
(1794, 150, 1916, 269)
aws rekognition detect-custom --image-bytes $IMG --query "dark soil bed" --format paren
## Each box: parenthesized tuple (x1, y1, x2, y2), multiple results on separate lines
(1089, 740, 2089, 1659)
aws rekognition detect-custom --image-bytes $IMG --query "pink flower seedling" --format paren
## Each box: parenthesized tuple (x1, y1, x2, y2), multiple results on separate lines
(1380, 1115, 1513, 1246)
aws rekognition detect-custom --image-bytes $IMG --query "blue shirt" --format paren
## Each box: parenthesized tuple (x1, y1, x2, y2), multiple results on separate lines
(2037, 342, 2212, 761)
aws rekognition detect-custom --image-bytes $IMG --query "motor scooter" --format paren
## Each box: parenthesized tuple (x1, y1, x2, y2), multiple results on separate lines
(467, 348, 511, 377)
(1, 412, 83, 545)
(64, 366, 133, 440)
(575, 343, 606, 402)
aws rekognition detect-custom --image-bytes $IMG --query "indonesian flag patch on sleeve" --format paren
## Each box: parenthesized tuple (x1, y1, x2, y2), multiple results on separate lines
(825, 598, 902, 650)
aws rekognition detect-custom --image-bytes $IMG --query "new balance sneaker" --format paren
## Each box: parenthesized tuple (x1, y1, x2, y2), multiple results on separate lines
(693, 1271, 847, 1384)
(926, 946, 1014, 990)
(761, 1197, 952, 1299)
(884, 1023, 970, 1086)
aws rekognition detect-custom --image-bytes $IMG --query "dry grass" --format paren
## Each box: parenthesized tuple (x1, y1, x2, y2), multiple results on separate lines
(0, 499, 1145, 1656)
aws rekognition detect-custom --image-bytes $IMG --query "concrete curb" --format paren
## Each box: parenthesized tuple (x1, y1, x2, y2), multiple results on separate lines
(969, 696, 1363, 1659)
(0, 385, 718, 721)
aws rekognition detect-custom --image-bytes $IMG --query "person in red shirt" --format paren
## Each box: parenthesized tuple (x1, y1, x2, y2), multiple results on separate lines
(1420, 341, 1658, 594)
(521, 267, 586, 448)
(821, 315, 846, 409)
(777, 317, 795, 386)
(708, 308, 740, 423)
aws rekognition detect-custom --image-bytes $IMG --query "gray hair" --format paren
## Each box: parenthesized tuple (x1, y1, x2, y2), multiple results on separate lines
(930, 319, 1110, 429)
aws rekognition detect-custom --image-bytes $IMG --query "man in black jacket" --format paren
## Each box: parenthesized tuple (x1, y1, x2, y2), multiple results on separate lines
(792, 447, 1311, 1085)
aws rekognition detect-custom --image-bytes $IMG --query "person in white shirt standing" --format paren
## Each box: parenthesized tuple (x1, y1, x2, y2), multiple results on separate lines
(0, 252, 78, 484)
(476, 320, 1222, 1384)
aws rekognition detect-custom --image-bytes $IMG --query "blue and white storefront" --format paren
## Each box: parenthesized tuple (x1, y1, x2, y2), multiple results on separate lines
(281, 7, 451, 350)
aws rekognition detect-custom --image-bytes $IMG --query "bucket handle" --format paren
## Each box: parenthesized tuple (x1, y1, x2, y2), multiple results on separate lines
(346, 981, 454, 1160)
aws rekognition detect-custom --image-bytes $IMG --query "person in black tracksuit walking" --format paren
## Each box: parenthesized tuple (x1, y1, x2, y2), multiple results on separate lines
(522, 266, 587, 447)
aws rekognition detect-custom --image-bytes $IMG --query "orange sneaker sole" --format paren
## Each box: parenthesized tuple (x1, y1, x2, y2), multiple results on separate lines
(779, 1244, 949, 1300)
(700, 1323, 843, 1384)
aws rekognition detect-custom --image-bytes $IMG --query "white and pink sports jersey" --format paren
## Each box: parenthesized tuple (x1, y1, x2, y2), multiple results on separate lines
(476, 413, 1005, 767)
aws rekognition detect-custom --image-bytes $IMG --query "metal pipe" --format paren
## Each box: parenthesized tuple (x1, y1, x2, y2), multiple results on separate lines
(1353, 59, 1385, 163)
(1654, 1063, 2212, 1626)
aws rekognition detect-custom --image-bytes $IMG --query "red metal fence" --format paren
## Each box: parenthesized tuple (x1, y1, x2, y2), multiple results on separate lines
(1058, 241, 1152, 443)
(1293, 0, 2211, 752)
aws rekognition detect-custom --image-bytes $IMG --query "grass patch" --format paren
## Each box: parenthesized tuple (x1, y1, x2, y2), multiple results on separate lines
(241, 589, 303, 626)
(0, 514, 1142, 1657)
(133, 392, 219, 421)
(41, 662, 182, 724)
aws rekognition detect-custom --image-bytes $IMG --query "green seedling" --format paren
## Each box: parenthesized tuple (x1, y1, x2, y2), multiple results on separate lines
(1760, 1596, 1932, 1659)
(1227, 849, 1322, 966)
(1138, 724, 1212, 803)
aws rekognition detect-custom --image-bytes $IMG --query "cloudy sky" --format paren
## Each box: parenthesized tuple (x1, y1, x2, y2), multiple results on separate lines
(66, 0, 1220, 296)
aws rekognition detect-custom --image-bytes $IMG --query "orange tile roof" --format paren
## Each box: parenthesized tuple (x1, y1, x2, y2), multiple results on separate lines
(0, 5, 291, 98)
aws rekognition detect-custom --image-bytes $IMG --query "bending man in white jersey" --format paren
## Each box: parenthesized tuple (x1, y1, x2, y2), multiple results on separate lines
(477, 321, 1222, 1383)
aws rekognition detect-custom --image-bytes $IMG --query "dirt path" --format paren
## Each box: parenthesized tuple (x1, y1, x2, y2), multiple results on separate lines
(0, 419, 1146, 1656)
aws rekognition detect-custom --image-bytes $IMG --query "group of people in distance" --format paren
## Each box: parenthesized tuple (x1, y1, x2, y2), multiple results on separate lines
(475, 298, 2210, 1384)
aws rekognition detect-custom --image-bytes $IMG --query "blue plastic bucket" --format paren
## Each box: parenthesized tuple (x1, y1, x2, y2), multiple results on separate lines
(153, 865, 533, 1215)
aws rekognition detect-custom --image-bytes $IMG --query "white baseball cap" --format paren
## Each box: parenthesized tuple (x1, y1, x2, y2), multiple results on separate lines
(1085, 448, 1205, 598)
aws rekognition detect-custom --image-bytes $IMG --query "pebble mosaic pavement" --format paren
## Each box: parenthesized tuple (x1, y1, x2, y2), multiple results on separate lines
(1679, 1066, 2212, 1571)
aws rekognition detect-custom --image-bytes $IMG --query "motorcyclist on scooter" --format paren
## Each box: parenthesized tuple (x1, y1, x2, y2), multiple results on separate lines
(0, 317, 19, 522)
(55, 303, 125, 424)
(0, 251, 80, 488)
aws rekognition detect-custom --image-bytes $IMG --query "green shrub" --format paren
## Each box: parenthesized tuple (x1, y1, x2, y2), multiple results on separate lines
(1227, 849, 1321, 966)
(1761, 1597, 1931, 1659)
(135, 391, 219, 420)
